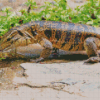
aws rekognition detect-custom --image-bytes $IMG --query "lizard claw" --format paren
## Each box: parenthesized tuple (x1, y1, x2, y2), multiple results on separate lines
(30, 57, 44, 63)
(84, 57, 99, 63)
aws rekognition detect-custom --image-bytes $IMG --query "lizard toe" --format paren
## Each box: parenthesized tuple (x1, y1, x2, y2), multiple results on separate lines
(84, 57, 99, 63)
(30, 57, 44, 63)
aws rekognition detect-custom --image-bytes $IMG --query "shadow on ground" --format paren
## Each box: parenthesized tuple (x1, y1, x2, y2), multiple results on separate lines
(0, 54, 88, 68)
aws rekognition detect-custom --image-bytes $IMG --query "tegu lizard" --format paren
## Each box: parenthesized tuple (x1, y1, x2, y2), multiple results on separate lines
(0, 21, 100, 63)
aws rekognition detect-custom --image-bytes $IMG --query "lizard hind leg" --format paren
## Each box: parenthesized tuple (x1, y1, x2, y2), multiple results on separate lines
(84, 37, 100, 63)
(30, 38, 53, 63)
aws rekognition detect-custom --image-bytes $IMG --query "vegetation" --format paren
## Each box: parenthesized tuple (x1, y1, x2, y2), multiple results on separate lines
(0, 0, 100, 37)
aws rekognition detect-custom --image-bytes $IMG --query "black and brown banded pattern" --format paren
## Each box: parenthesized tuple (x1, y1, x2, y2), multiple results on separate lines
(0, 21, 100, 52)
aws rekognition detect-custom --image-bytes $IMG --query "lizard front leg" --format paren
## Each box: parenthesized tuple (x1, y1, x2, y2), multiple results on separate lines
(30, 38, 53, 63)
(84, 37, 100, 63)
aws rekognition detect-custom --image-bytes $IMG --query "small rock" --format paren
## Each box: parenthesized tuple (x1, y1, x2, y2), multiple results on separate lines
(8, 0, 16, 2)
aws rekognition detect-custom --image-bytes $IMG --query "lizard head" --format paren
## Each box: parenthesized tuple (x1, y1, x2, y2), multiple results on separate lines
(0, 30, 17, 59)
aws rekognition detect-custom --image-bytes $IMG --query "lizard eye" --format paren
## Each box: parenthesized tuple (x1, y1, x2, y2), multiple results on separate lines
(17, 30, 24, 36)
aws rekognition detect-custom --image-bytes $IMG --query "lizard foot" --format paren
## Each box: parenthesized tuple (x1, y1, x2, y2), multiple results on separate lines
(84, 57, 99, 63)
(30, 57, 44, 63)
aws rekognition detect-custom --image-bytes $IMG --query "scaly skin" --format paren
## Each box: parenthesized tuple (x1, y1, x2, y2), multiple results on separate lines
(0, 21, 100, 63)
